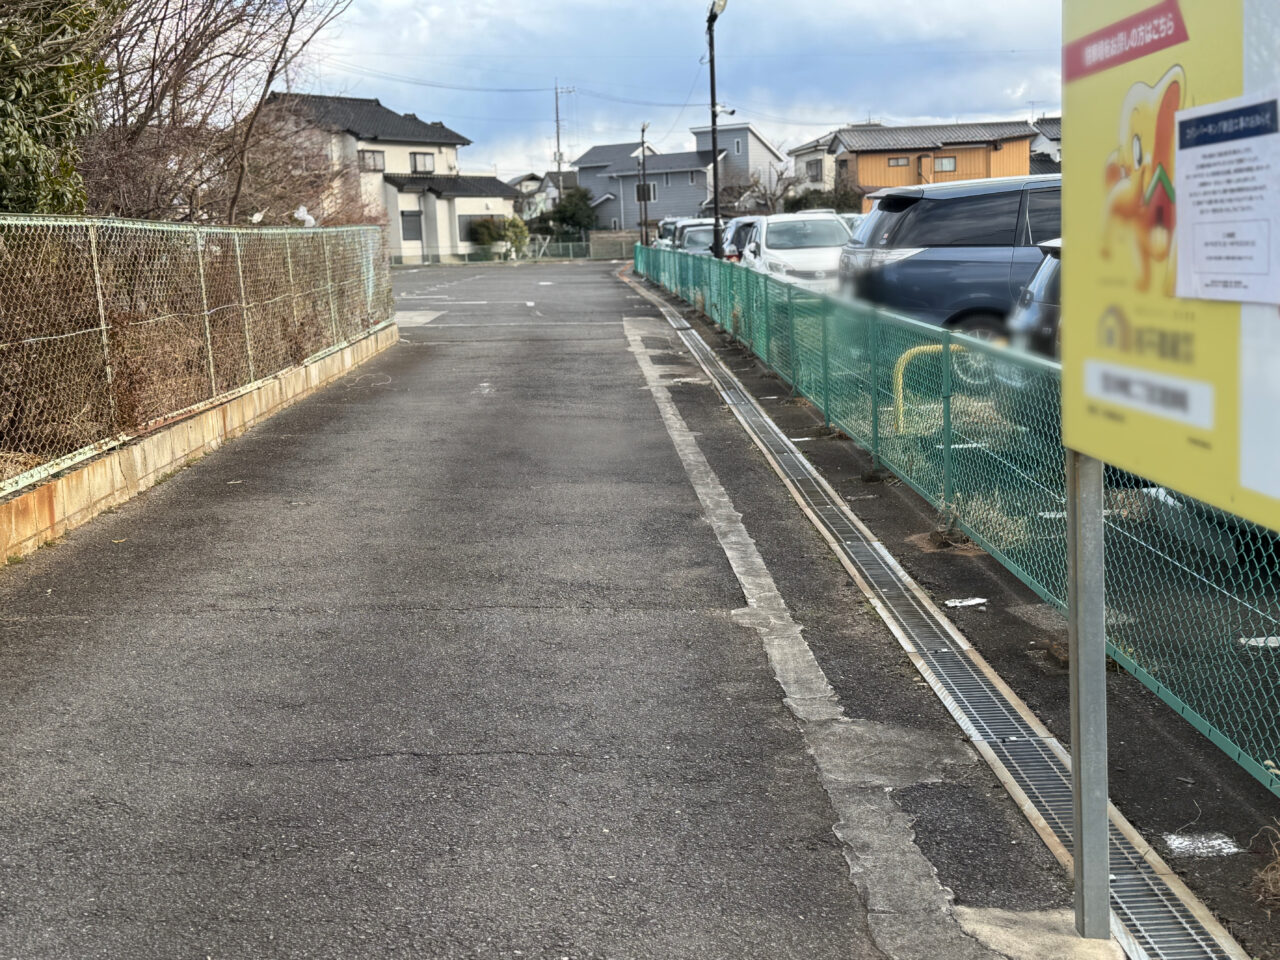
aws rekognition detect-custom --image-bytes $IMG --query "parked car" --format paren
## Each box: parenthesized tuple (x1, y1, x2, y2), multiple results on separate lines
(840, 212, 866, 235)
(654, 217, 681, 248)
(739, 213, 851, 293)
(1007, 239, 1061, 359)
(672, 218, 715, 251)
(839, 174, 1061, 336)
(723, 216, 763, 262)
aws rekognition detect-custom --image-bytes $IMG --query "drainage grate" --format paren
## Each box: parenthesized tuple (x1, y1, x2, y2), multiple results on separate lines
(640, 284, 1247, 960)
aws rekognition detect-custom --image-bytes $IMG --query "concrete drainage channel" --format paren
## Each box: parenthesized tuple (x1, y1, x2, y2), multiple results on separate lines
(622, 271, 1248, 960)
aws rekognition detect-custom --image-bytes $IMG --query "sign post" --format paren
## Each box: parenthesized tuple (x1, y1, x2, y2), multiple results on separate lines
(1065, 450, 1109, 938)
(1063, 0, 1280, 938)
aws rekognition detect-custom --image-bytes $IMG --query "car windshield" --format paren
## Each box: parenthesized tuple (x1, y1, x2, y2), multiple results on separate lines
(765, 219, 849, 249)
(683, 228, 713, 250)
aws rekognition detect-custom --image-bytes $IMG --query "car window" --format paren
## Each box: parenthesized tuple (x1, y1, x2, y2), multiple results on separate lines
(1026, 254, 1061, 305)
(889, 191, 1022, 247)
(864, 196, 917, 246)
(1025, 188, 1061, 245)
(660, 223, 676, 240)
(684, 228, 713, 250)
(731, 222, 755, 249)
(764, 219, 850, 250)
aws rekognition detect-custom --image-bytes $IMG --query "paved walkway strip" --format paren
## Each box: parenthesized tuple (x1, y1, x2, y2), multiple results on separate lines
(623, 271, 1248, 960)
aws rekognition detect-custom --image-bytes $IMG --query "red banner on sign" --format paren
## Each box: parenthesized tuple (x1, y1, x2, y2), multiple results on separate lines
(1064, 0, 1189, 82)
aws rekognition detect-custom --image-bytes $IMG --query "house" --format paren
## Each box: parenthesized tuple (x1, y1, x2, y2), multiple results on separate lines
(507, 170, 579, 221)
(269, 93, 519, 262)
(788, 120, 1038, 210)
(1031, 116, 1062, 173)
(571, 124, 786, 229)
(689, 122, 788, 211)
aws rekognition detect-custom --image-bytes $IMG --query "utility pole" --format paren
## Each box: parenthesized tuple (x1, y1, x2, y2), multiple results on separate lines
(707, 1, 729, 258)
(640, 122, 650, 246)
(553, 80, 575, 207)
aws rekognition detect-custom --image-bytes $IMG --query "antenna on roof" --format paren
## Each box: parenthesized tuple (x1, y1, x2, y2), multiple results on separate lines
(1027, 100, 1044, 122)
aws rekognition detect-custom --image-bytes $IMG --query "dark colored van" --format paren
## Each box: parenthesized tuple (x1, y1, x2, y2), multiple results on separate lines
(838, 175, 1061, 335)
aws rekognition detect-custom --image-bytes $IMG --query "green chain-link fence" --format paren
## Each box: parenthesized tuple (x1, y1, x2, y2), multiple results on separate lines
(637, 244, 1280, 799)
(0, 216, 392, 499)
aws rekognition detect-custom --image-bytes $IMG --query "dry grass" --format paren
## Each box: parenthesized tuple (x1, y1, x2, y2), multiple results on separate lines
(1253, 820, 1280, 914)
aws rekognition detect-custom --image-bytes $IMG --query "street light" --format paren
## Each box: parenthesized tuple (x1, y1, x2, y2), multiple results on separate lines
(707, 0, 727, 258)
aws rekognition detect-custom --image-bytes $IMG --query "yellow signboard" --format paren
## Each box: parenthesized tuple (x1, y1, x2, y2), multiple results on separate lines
(1062, 0, 1280, 531)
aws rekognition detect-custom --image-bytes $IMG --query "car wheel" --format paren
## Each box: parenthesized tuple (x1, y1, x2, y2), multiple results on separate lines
(950, 314, 1008, 390)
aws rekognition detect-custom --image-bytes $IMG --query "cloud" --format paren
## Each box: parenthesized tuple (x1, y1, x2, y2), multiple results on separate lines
(298, 0, 1063, 179)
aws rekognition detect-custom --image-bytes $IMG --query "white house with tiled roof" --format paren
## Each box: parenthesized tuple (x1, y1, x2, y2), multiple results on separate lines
(271, 93, 518, 262)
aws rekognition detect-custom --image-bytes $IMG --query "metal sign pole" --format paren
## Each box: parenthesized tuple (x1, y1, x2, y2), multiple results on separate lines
(1066, 447, 1110, 938)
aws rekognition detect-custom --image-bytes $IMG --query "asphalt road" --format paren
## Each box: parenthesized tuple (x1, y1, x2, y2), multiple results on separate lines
(0, 261, 888, 959)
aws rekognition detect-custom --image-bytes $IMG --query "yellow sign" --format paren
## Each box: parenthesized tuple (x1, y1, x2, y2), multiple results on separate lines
(1062, 0, 1280, 532)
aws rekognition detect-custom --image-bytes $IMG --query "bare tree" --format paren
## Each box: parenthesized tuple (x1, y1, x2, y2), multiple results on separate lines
(718, 162, 797, 216)
(81, 0, 352, 223)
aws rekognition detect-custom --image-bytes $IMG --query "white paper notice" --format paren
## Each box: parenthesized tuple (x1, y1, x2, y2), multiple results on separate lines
(1175, 92, 1280, 304)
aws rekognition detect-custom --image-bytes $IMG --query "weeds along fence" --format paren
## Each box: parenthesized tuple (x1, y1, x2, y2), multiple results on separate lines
(637, 244, 1280, 799)
(0, 216, 392, 498)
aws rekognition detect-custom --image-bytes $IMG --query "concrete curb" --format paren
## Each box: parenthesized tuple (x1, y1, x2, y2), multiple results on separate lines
(0, 322, 399, 560)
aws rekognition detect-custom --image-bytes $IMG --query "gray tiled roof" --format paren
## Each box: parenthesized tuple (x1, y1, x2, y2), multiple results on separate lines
(604, 150, 718, 175)
(268, 93, 471, 146)
(1034, 117, 1062, 141)
(541, 170, 578, 189)
(573, 142, 644, 168)
(790, 121, 1036, 156)
(833, 121, 1036, 152)
(383, 174, 520, 199)
(1030, 152, 1062, 175)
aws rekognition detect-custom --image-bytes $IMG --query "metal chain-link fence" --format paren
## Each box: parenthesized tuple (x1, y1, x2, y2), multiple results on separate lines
(637, 244, 1280, 799)
(0, 216, 392, 497)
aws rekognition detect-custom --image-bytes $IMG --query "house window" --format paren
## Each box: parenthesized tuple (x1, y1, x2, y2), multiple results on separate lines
(411, 152, 435, 173)
(806, 159, 823, 182)
(664, 172, 670, 187)
(887, 157, 909, 167)
(689, 171, 696, 185)
(611, 217, 619, 230)
(400, 211, 423, 242)
(358, 150, 385, 172)
(457, 214, 498, 241)
(935, 156, 957, 172)
(734, 138, 742, 155)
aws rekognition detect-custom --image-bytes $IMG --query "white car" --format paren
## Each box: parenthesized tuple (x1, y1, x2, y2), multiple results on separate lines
(738, 213, 851, 292)
(654, 217, 681, 248)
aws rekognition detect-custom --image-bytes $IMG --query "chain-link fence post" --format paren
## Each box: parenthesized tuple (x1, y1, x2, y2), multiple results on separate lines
(193, 227, 218, 394)
(321, 232, 340, 344)
(283, 233, 301, 344)
(86, 224, 118, 430)
(869, 314, 882, 468)
(941, 329, 955, 516)
(786, 283, 797, 392)
(232, 234, 256, 382)
(820, 298, 831, 428)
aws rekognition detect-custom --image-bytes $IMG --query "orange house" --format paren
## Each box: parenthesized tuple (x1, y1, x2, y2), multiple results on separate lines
(788, 121, 1037, 212)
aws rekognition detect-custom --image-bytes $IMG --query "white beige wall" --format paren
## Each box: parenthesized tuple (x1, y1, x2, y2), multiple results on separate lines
(356, 141, 460, 175)
(792, 148, 835, 193)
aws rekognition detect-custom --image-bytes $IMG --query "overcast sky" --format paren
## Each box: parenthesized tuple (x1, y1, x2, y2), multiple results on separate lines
(301, 0, 1063, 180)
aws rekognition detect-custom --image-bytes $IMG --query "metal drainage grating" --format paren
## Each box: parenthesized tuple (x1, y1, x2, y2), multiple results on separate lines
(641, 284, 1245, 960)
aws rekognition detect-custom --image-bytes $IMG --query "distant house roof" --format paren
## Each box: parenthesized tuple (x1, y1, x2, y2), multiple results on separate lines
(605, 150, 719, 175)
(541, 170, 578, 190)
(1030, 152, 1062, 175)
(573, 142, 648, 168)
(268, 93, 471, 146)
(507, 173, 542, 187)
(790, 120, 1036, 156)
(1034, 117, 1062, 141)
(383, 174, 520, 199)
